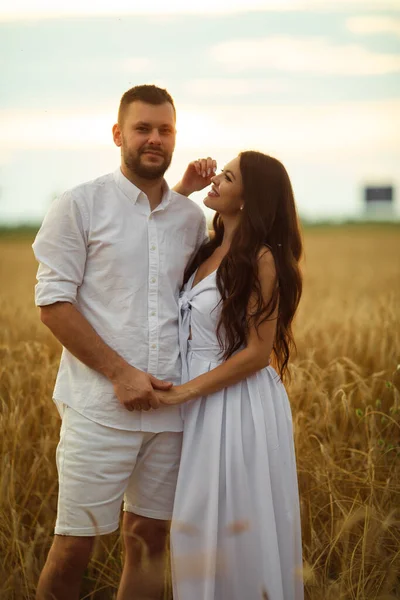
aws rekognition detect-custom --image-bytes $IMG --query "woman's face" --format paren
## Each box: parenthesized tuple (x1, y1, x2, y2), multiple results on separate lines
(204, 156, 243, 215)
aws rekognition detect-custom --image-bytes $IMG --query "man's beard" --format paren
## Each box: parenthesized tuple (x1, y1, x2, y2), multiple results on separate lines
(122, 142, 172, 180)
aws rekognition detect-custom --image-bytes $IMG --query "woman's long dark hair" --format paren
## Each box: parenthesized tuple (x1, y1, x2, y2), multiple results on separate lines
(185, 151, 303, 380)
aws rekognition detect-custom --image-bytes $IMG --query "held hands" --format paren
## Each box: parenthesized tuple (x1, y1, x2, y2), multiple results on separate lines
(112, 364, 173, 412)
(174, 157, 217, 197)
(154, 386, 189, 407)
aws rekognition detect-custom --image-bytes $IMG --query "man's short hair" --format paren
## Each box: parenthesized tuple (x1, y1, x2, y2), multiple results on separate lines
(118, 84, 176, 125)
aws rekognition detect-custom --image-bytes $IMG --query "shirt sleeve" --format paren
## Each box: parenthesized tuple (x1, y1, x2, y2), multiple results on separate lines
(32, 190, 89, 307)
(196, 212, 209, 252)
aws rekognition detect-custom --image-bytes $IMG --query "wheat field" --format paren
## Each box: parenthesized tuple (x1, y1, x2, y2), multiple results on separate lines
(0, 226, 399, 600)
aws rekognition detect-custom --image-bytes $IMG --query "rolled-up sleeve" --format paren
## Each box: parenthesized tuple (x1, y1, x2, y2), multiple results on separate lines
(32, 191, 88, 306)
(196, 213, 209, 252)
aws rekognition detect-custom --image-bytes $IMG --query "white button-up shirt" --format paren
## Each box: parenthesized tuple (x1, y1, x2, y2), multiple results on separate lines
(32, 168, 208, 432)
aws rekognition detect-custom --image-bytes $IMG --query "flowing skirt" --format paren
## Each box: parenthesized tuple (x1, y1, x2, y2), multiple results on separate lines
(171, 349, 304, 600)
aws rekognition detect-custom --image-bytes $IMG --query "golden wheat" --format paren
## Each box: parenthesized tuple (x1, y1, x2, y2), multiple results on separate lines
(0, 226, 399, 599)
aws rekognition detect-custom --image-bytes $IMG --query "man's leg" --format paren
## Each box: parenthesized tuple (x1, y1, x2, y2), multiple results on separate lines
(39, 406, 144, 599)
(117, 512, 170, 600)
(36, 535, 95, 600)
(117, 431, 182, 599)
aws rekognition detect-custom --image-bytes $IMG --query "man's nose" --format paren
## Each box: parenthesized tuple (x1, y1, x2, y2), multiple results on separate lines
(148, 128, 162, 145)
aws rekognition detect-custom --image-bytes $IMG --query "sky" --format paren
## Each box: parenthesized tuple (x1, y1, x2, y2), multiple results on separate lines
(0, 0, 399, 224)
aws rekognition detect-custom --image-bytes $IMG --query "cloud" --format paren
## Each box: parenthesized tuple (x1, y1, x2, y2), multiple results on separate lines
(210, 36, 400, 76)
(183, 78, 287, 98)
(119, 58, 153, 72)
(1, 0, 399, 21)
(1, 99, 399, 223)
(0, 110, 115, 150)
(189, 100, 400, 159)
(0, 107, 219, 150)
(1, 100, 399, 162)
(346, 16, 400, 37)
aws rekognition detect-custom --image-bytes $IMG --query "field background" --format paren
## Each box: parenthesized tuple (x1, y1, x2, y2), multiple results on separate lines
(0, 225, 399, 599)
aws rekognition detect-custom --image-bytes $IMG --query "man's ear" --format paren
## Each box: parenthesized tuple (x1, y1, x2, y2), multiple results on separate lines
(112, 123, 122, 147)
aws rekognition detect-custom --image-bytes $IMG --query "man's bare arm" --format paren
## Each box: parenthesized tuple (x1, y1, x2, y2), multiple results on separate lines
(40, 302, 171, 411)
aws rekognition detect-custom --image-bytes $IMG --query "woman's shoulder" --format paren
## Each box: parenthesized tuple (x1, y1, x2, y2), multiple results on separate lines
(257, 245, 276, 270)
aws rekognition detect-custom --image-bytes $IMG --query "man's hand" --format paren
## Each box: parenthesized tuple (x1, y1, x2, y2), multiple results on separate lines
(112, 365, 173, 412)
(173, 157, 217, 197)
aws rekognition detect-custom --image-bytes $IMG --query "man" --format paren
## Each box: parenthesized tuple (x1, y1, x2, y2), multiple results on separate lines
(33, 84, 216, 600)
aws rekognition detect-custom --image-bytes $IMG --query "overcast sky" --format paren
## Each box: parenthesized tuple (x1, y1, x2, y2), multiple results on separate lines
(1, 0, 399, 224)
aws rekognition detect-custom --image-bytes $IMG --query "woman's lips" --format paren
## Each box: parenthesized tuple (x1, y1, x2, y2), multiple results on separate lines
(208, 186, 220, 198)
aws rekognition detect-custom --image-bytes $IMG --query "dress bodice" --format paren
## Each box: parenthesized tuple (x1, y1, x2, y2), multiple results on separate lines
(178, 269, 223, 381)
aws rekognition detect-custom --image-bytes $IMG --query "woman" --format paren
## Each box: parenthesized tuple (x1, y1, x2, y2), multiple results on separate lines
(159, 151, 304, 600)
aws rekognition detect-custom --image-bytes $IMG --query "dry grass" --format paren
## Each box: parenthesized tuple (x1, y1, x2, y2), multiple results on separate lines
(0, 225, 399, 599)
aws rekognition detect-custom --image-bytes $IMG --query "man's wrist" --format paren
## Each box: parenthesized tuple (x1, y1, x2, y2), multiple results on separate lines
(103, 355, 132, 383)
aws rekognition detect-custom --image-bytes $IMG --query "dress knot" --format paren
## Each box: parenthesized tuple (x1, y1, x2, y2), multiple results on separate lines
(179, 293, 191, 313)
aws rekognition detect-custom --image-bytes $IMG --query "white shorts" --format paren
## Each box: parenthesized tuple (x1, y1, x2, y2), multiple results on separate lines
(55, 405, 183, 536)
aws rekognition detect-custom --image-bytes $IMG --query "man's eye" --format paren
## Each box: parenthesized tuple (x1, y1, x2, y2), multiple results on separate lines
(225, 174, 232, 182)
(160, 129, 172, 135)
(137, 127, 148, 132)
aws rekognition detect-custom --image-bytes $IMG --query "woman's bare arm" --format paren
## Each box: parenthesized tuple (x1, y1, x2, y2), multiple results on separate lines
(157, 250, 277, 406)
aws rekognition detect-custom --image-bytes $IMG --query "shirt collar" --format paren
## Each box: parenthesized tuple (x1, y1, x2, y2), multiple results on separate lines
(159, 180, 172, 210)
(114, 167, 172, 208)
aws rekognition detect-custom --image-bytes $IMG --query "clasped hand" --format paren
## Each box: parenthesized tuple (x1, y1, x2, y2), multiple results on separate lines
(112, 364, 187, 412)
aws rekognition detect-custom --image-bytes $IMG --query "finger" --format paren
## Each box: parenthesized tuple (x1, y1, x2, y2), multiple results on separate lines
(159, 397, 172, 406)
(198, 158, 207, 178)
(150, 375, 173, 390)
(153, 381, 173, 390)
(141, 394, 154, 410)
(194, 160, 201, 176)
(149, 392, 161, 410)
(202, 159, 208, 178)
(206, 157, 213, 177)
(212, 159, 217, 174)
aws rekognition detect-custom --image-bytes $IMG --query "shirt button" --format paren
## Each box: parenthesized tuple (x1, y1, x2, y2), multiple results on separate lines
(150, 245, 156, 251)
(151, 344, 157, 349)
(149, 214, 153, 220)
(151, 277, 156, 284)
(150, 311, 156, 316)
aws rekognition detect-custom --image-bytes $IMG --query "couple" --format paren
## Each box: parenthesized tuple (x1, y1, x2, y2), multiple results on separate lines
(33, 84, 304, 600)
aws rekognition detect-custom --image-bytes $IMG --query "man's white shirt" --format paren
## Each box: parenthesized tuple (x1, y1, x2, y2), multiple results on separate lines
(33, 168, 208, 432)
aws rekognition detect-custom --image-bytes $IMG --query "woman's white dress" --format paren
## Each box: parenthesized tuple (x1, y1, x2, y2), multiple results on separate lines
(171, 269, 304, 600)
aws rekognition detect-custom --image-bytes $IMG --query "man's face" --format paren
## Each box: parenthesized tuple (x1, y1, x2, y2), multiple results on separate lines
(113, 101, 176, 180)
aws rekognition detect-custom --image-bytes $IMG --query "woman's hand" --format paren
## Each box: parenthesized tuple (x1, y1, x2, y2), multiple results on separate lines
(173, 157, 217, 197)
(155, 385, 191, 406)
